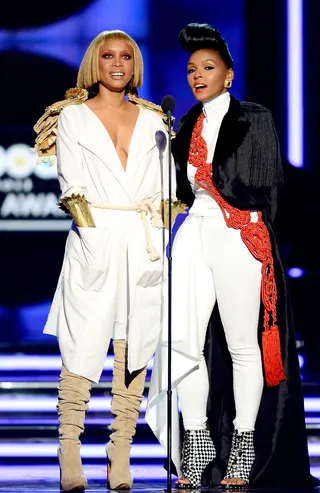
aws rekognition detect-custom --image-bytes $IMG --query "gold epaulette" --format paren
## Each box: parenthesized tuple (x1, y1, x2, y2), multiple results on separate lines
(32, 87, 89, 164)
(127, 93, 176, 137)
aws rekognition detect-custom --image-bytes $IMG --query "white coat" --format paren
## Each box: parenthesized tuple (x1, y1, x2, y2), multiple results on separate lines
(44, 102, 175, 383)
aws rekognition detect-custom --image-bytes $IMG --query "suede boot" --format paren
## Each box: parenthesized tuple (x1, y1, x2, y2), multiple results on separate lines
(57, 365, 92, 491)
(106, 340, 147, 490)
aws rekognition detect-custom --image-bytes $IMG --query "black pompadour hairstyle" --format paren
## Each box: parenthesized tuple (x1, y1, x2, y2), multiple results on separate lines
(179, 23, 234, 69)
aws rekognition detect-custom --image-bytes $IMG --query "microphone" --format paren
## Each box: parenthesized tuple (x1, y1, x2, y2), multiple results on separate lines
(155, 130, 167, 153)
(161, 95, 175, 115)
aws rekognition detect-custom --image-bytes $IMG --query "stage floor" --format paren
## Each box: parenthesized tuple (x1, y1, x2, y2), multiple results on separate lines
(1, 464, 320, 493)
(1, 355, 320, 493)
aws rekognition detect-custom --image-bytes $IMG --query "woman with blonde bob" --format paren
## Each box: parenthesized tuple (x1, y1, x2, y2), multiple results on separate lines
(77, 29, 143, 95)
(33, 29, 175, 491)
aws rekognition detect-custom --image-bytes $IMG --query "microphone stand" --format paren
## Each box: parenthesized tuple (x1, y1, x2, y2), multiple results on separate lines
(166, 109, 173, 493)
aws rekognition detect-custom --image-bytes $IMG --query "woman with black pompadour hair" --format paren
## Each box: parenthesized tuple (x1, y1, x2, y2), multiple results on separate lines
(146, 22, 318, 490)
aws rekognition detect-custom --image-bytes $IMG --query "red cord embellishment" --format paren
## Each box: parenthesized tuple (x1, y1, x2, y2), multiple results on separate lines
(189, 112, 286, 386)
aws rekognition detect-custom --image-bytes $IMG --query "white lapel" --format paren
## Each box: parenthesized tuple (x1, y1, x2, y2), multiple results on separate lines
(126, 108, 161, 201)
(125, 107, 158, 176)
(78, 104, 133, 200)
(77, 104, 159, 202)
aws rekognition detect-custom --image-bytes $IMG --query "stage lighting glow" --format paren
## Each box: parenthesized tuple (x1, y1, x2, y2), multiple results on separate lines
(0, 417, 145, 426)
(306, 417, 320, 424)
(1, 394, 318, 414)
(0, 442, 165, 458)
(311, 467, 320, 479)
(298, 354, 305, 369)
(287, 0, 303, 167)
(287, 267, 304, 278)
(0, 440, 319, 459)
(0, 464, 169, 481)
(308, 442, 320, 457)
(304, 398, 320, 413)
(0, 395, 147, 412)
(0, 354, 153, 371)
(0, 220, 71, 231)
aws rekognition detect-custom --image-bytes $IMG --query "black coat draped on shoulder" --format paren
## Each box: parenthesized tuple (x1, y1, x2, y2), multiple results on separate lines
(171, 95, 318, 488)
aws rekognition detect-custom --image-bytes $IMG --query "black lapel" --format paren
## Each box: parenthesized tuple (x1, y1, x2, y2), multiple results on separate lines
(173, 96, 251, 171)
(213, 95, 251, 166)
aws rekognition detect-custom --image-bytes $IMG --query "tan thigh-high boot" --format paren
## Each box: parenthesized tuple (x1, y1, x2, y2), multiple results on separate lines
(57, 365, 92, 491)
(106, 339, 147, 490)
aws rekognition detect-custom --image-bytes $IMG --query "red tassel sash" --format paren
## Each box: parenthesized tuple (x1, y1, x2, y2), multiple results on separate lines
(189, 112, 286, 386)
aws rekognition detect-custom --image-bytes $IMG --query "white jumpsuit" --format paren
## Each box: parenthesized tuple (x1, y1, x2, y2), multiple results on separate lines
(146, 92, 264, 476)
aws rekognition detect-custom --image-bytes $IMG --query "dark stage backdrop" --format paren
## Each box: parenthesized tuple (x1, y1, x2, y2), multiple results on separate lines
(1, 0, 318, 377)
(245, 0, 320, 375)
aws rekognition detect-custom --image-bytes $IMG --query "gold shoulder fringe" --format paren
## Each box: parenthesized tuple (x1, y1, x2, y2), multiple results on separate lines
(32, 87, 88, 164)
(127, 93, 176, 137)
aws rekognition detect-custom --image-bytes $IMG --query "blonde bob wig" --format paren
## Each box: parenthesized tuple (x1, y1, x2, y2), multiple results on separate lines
(77, 30, 143, 94)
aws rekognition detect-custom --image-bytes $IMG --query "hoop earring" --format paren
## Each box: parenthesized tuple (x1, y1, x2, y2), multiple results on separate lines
(224, 80, 232, 88)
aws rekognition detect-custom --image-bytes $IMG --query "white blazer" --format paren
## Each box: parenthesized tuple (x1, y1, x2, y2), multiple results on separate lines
(44, 103, 175, 382)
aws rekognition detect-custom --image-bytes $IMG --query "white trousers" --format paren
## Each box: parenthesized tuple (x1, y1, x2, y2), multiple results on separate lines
(176, 212, 264, 432)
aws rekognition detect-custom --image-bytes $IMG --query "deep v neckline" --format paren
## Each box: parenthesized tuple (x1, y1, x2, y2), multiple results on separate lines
(83, 102, 142, 172)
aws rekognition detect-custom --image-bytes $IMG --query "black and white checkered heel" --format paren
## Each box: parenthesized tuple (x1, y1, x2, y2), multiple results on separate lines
(176, 429, 216, 489)
(223, 430, 255, 486)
